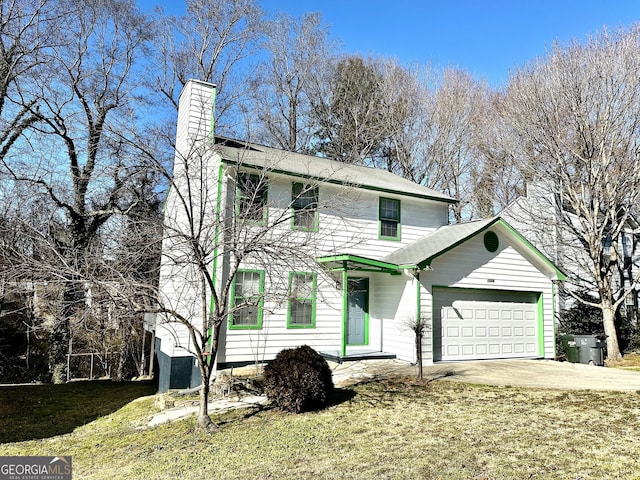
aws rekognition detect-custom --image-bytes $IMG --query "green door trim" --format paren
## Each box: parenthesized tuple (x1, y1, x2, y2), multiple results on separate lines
(537, 292, 545, 357)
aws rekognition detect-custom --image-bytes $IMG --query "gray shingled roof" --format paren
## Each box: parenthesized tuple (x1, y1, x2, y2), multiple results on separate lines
(381, 217, 498, 267)
(215, 138, 456, 204)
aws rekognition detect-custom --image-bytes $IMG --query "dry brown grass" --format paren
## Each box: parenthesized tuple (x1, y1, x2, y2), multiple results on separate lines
(3, 376, 640, 479)
(615, 352, 640, 371)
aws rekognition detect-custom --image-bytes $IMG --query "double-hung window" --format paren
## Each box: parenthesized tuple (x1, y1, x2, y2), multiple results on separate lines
(292, 183, 318, 231)
(230, 270, 264, 329)
(287, 272, 316, 328)
(379, 197, 401, 240)
(238, 173, 267, 222)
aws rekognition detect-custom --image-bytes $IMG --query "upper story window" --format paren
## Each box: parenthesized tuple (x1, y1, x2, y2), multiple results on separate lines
(292, 182, 318, 231)
(622, 234, 631, 259)
(622, 234, 632, 269)
(238, 173, 267, 222)
(379, 197, 401, 240)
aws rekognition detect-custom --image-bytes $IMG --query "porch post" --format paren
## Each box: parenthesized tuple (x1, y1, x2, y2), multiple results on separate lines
(415, 272, 421, 323)
(341, 263, 348, 358)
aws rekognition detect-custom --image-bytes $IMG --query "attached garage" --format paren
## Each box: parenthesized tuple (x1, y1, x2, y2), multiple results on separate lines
(432, 287, 541, 361)
(380, 217, 566, 364)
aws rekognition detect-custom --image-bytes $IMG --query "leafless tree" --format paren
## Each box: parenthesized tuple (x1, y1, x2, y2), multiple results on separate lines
(404, 313, 430, 381)
(0, 0, 54, 160)
(470, 91, 528, 217)
(151, 0, 263, 135)
(250, 12, 335, 152)
(376, 63, 488, 221)
(424, 68, 486, 221)
(376, 60, 433, 179)
(0, 0, 153, 379)
(502, 25, 640, 361)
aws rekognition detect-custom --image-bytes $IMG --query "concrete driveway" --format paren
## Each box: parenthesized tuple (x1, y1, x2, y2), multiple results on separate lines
(330, 358, 640, 392)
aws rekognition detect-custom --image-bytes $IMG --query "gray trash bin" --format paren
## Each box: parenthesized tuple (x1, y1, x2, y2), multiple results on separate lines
(573, 334, 606, 366)
(560, 335, 579, 363)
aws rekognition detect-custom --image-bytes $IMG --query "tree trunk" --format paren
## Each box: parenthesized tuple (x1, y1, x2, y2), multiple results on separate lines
(602, 303, 622, 362)
(116, 323, 130, 381)
(197, 372, 214, 429)
(49, 314, 71, 383)
(50, 278, 85, 382)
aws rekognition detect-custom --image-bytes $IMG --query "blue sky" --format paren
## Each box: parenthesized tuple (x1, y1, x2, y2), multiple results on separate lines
(140, 0, 640, 86)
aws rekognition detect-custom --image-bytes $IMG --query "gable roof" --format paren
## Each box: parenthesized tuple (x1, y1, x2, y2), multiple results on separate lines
(214, 137, 456, 204)
(382, 218, 497, 268)
(379, 216, 566, 280)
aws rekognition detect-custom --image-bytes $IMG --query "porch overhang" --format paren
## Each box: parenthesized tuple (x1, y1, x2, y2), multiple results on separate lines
(316, 254, 412, 275)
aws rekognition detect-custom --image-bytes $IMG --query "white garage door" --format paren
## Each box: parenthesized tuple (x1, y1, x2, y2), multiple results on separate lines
(433, 288, 539, 361)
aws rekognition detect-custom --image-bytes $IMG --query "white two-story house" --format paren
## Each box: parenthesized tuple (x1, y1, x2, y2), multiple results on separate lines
(154, 80, 565, 392)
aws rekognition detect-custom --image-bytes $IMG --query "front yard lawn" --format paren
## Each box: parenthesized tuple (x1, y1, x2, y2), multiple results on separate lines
(2, 377, 640, 479)
(0, 380, 157, 443)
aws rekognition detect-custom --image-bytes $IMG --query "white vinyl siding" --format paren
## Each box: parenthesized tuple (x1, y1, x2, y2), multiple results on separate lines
(156, 150, 223, 358)
(174, 80, 213, 152)
(253, 177, 449, 260)
(314, 185, 448, 259)
(370, 274, 418, 363)
(217, 273, 343, 364)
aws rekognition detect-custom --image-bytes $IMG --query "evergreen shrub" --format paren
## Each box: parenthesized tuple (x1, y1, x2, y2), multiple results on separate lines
(263, 345, 334, 413)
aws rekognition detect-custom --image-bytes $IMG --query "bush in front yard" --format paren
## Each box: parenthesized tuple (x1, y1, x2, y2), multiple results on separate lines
(263, 345, 334, 413)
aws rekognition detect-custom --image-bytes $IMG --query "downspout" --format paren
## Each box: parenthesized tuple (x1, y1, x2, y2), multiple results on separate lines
(206, 162, 225, 362)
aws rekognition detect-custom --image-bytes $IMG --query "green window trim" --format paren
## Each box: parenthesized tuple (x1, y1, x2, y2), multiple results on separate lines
(291, 182, 319, 232)
(229, 269, 265, 330)
(286, 271, 317, 329)
(379, 197, 401, 241)
(237, 172, 268, 224)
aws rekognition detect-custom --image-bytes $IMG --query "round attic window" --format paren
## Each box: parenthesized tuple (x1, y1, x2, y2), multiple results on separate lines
(484, 231, 499, 252)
